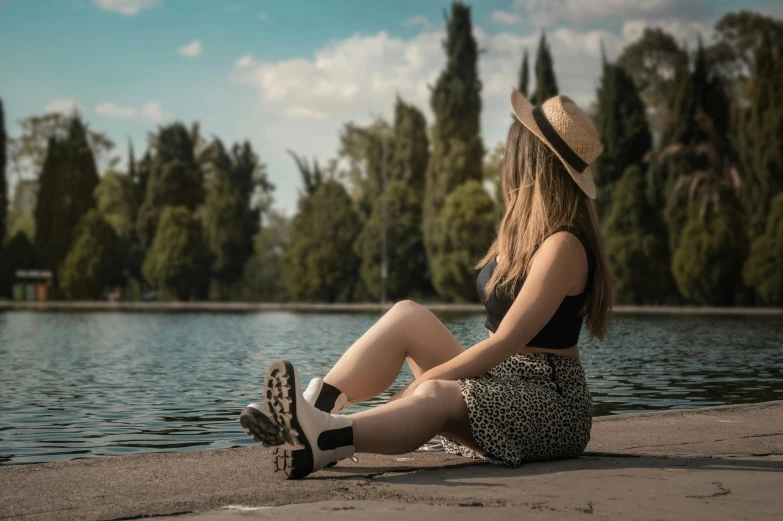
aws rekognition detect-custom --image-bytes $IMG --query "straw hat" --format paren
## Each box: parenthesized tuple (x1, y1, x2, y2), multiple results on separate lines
(510, 89, 603, 199)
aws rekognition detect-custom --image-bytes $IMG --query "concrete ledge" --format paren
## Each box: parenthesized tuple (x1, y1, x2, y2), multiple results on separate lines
(1, 299, 782, 315)
(1, 401, 782, 521)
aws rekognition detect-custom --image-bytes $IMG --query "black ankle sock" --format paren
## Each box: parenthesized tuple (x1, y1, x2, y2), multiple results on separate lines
(314, 382, 344, 413)
(317, 426, 353, 451)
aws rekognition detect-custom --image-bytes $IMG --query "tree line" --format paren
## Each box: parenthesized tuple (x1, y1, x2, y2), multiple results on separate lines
(1, 4, 781, 306)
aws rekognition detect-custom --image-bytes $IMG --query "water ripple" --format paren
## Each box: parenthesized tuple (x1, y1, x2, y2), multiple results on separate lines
(0, 310, 781, 465)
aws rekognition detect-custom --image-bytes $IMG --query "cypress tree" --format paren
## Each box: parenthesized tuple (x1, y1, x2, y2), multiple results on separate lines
(0, 98, 7, 247)
(34, 116, 99, 282)
(136, 123, 204, 248)
(430, 180, 495, 301)
(283, 180, 361, 302)
(733, 31, 783, 241)
(532, 32, 558, 105)
(142, 205, 210, 300)
(594, 60, 652, 217)
(423, 1, 483, 264)
(518, 49, 529, 97)
(59, 209, 123, 299)
(603, 165, 673, 304)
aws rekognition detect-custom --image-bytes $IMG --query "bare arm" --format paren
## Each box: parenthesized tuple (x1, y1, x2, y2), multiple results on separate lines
(405, 232, 587, 391)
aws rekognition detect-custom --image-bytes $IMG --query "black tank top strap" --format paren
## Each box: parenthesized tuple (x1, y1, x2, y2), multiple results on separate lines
(554, 225, 594, 290)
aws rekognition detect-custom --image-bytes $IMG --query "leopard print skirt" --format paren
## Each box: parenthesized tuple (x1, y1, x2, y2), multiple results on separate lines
(441, 352, 592, 467)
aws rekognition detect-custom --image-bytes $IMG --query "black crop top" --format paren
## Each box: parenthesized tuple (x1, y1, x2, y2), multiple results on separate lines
(476, 226, 595, 349)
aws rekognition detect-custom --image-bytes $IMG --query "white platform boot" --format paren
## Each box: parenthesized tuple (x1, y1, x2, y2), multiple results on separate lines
(263, 360, 356, 479)
(240, 377, 349, 446)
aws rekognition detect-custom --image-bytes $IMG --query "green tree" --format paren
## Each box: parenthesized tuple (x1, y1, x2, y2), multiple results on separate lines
(203, 140, 271, 298)
(482, 142, 505, 220)
(59, 209, 123, 299)
(35, 116, 100, 283)
(0, 232, 37, 297)
(671, 188, 747, 305)
(136, 123, 204, 248)
(0, 98, 7, 248)
(424, 2, 484, 265)
(95, 169, 138, 239)
(95, 169, 142, 287)
(354, 181, 428, 300)
(743, 194, 783, 305)
(660, 39, 735, 251)
(710, 10, 783, 86)
(619, 28, 687, 133)
(593, 60, 652, 216)
(335, 117, 392, 218)
(283, 180, 361, 302)
(733, 30, 783, 241)
(7, 112, 115, 178)
(430, 180, 495, 301)
(389, 98, 428, 192)
(602, 166, 673, 304)
(142, 206, 210, 300)
(288, 151, 324, 198)
(518, 48, 529, 97)
(532, 32, 558, 105)
(238, 210, 290, 302)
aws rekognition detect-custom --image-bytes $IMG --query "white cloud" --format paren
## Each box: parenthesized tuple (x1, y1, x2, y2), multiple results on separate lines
(231, 16, 719, 214)
(491, 10, 524, 26)
(91, 0, 159, 16)
(257, 11, 269, 21)
(141, 102, 164, 124)
(233, 31, 443, 123)
(234, 54, 255, 68)
(95, 102, 137, 119)
(622, 18, 715, 47)
(402, 15, 433, 30)
(285, 106, 328, 120)
(178, 40, 202, 58)
(45, 99, 82, 115)
(93, 101, 165, 123)
(511, 0, 710, 26)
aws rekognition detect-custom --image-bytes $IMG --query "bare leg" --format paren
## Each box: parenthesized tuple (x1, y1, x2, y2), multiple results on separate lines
(324, 300, 465, 402)
(351, 380, 483, 455)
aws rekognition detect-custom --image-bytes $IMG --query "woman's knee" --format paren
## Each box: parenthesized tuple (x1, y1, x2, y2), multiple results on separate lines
(390, 299, 425, 319)
(411, 379, 448, 399)
(413, 380, 471, 440)
(413, 380, 463, 409)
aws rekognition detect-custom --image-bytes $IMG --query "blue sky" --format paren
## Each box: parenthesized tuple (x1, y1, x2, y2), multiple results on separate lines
(1, 0, 779, 215)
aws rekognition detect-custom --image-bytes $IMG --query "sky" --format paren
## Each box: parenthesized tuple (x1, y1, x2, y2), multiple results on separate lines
(1, 0, 780, 215)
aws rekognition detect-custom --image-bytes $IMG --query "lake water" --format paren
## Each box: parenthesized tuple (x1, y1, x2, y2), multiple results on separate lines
(1, 310, 781, 466)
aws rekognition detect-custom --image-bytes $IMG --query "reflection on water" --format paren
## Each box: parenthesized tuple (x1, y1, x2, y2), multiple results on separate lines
(1, 310, 781, 465)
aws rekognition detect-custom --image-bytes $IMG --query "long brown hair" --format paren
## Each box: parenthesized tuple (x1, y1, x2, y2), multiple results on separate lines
(476, 120, 612, 340)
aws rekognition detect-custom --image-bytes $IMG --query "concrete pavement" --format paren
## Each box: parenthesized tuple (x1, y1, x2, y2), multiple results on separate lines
(1, 401, 782, 520)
